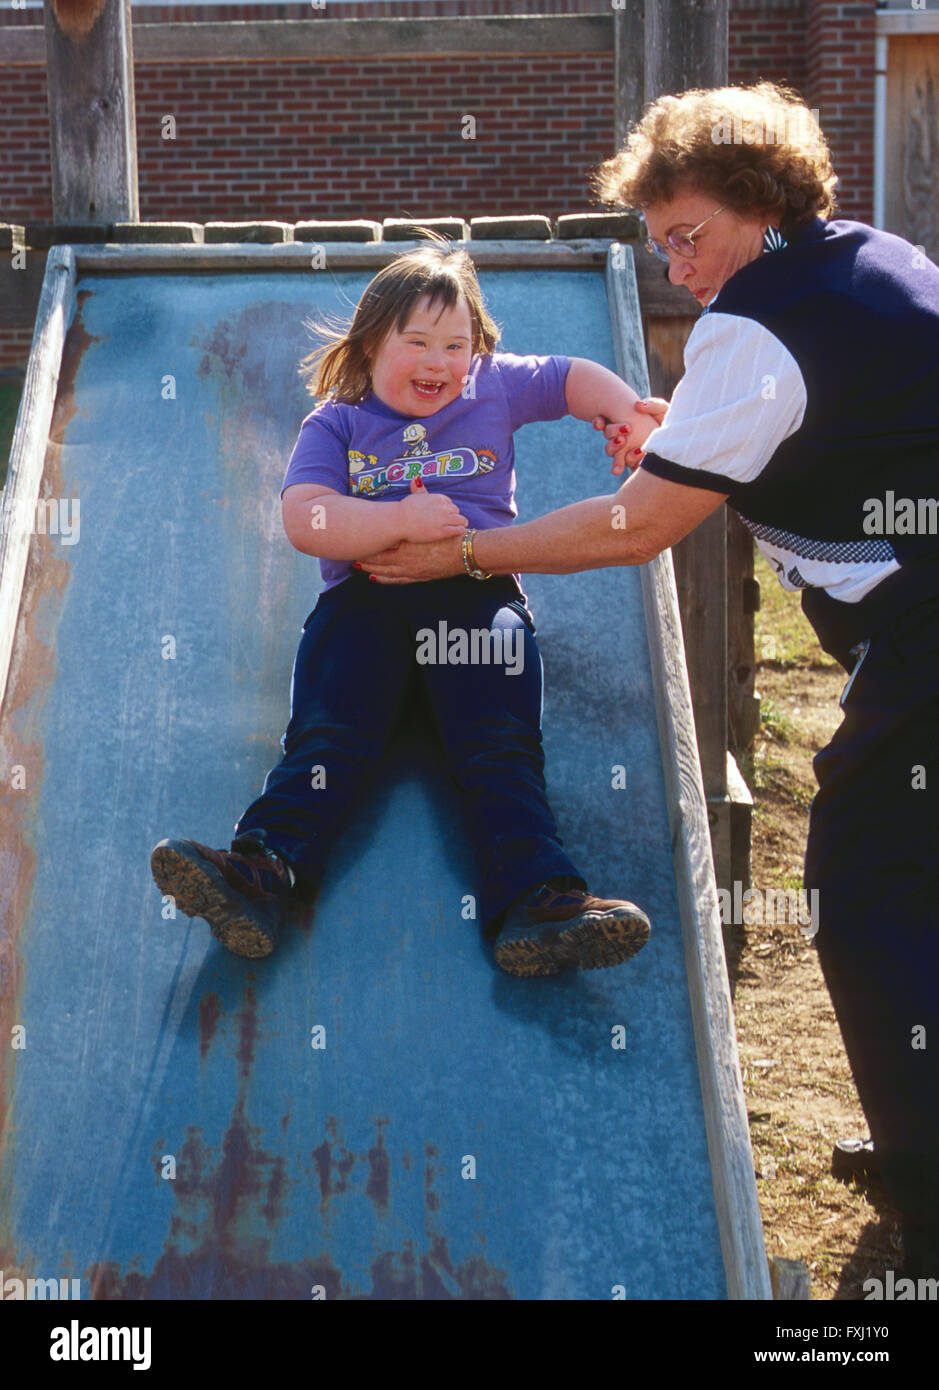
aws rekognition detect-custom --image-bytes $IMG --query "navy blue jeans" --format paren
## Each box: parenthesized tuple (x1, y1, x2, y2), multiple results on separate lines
(804, 595, 939, 1271)
(234, 572, 583, 932)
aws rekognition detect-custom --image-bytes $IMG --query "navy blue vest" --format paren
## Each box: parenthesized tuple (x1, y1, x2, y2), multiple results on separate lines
(645, 218, 939, 663)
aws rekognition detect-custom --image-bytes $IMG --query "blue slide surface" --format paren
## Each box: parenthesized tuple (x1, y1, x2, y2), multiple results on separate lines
(0, 265, 726, 1299)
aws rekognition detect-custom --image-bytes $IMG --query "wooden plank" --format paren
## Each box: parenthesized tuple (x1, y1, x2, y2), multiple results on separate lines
(614, 0, 729, 140)
(0, 15, 614, 66)
(644, 316, 729, 802)
(640, 0, 731, 813)
(877, 12, 939, 37)
(675, 513, 729, 798)
(71, 241, 612, 273)
(0, 245, 75, 717)
(613, 1, 645, 147)
(640, 547, 770, 1301)
(644, 312, 698, 393)
(883, 35, 939, 263)
(0, 248, 48, 330)
(645, 0, 729, 93)
(769, 1256, 812, 1300)
(604, 243, 651, 402)
(43, 0, 138, 221)
(1, 238, 696, 318)
(727, 509, 760, 754)
(607, 246, 769, 1301)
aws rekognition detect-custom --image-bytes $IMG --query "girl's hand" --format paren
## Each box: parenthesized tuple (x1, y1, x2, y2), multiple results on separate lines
(635, 396, 670, 428)
(591, 396, 670, 476)
(592, 415, 639, 475)
(397, 476, 467, 543)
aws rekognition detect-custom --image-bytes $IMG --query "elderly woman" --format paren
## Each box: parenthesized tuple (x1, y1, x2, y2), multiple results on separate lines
(362, 81, 939, 1279)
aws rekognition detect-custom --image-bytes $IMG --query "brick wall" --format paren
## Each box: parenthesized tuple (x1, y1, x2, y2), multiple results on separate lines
(728, 0, 809, 94)
(804, 0, 876, 224)
(130, 53, 616, 225)
(0, 0, 875, 229)
(1, 0, 877, 373)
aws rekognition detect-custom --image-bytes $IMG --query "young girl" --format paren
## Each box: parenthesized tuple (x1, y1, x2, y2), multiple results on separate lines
(151, 240, 659, 977)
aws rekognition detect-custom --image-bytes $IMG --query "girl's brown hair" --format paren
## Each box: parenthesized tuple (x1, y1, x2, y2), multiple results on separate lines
(592, 81, 838, 230)
(300, 232, 500, 402)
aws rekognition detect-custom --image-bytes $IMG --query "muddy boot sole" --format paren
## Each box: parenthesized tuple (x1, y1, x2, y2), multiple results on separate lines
(494, 926, 577, 978)
(494, 904, 651, 978)
(556, 906, 651, 971)
(150, 841, 283, 959)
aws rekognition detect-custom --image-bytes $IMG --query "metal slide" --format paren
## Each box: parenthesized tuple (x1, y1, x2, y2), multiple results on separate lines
(0, 245, 769, 1299)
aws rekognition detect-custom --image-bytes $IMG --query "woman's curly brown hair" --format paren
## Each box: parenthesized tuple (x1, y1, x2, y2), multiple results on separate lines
(593, 81, 838, 229)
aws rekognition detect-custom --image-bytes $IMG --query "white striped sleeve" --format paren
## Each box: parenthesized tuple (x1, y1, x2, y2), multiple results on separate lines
(640, 311, 808, 489)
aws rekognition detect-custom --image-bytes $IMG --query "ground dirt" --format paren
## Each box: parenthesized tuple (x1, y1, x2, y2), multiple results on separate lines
(728, 560, 904, 1301)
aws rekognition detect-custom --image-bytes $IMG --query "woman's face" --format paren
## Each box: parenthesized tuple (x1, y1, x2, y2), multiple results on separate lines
(643, 189, 771, 307)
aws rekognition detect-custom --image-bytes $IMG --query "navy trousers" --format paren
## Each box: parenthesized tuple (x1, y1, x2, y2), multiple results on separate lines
(234, 572, 583, 932)
(804, 594, 939, 1271)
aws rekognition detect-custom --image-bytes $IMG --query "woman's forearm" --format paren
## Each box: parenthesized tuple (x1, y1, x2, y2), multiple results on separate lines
(359, 471, 727, 583)
(473, 495, 658, 575)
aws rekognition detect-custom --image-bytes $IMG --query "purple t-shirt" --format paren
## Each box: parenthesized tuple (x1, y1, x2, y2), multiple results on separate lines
(281, 351, 571, 589)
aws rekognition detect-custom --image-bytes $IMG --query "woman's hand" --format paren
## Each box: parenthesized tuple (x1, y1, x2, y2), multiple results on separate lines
(592, 396, 670, 475)
(357, 535, 465, 584)
(396, 476, 467, 543)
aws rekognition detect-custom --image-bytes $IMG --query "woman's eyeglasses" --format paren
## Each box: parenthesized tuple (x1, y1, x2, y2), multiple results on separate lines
(645, 206, 726, 262)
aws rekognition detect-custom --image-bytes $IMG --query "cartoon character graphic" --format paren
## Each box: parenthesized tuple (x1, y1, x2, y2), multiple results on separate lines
(348, 450, 378, 476)
(347, 431, 497, 497)
(401, 423, 429, 458)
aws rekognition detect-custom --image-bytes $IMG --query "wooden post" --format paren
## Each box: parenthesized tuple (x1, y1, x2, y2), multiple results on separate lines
(43, 0, 139, 223)
(769, 1255, 812, 1300)
(613, 0, 645, 148)
(727, 508, 761, 755)
(642, 0, 731, 813)
(643, 0, 730, 96)
(613, 1, 746, 890)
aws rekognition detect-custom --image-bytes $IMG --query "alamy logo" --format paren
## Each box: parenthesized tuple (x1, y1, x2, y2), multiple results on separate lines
(415, 621, 524, 675)
(5, 496, 81, 545)
(717, 882, 819, 939)
(1, 1271, 81, 1300)
(710, 108, 820, 145)
(863, 1270, 938, 1300)
(49, 1320, 151, 1370)
(862, 492, 937, 536)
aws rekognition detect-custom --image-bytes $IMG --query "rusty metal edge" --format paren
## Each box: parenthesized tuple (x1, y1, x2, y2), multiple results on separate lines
(606, 247, 772, 1301)
(0, 244, 76, 1274)
(0, 245, 76, 718)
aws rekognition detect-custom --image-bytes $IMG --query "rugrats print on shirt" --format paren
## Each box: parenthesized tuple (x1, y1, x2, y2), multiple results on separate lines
(281, 352, 571, 592)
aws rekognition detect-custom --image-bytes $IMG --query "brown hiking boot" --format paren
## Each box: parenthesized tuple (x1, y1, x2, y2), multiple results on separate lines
(494, 882, 651, 978)
(150, 836, 293, 958)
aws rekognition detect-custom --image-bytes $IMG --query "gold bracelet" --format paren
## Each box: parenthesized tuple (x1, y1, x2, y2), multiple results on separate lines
(462, 528, 492, 580)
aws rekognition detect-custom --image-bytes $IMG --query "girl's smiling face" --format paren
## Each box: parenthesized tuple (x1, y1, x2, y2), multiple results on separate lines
(368, 294, 473, 416)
